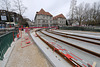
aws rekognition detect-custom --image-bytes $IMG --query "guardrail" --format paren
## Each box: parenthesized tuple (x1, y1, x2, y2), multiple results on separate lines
(0, 30, 18, 60)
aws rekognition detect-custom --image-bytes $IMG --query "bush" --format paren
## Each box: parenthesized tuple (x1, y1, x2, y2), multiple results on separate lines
(59, 26, 100, 32)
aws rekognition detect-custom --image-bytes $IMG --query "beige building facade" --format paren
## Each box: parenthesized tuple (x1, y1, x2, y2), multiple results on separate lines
(34, 9, 66, 27)
(53, 14, 66, 27)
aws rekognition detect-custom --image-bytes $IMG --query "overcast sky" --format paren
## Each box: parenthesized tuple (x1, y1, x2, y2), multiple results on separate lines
(1, 0, 99, 20)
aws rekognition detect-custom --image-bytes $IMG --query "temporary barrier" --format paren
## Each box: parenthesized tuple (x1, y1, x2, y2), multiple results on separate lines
(0, 30, 18, 60)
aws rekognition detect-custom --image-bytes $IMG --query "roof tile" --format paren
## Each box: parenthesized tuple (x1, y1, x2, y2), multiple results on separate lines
(53, 14, 66, 19)
(37, 9, 52, 16)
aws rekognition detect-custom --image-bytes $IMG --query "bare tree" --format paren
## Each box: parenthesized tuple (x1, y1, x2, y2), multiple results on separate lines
(13, 0, 27, 25)
(0, 0, 12, 23)
(69, 0, 77, 25)
(13, 0, 27, 16)
(85, 2, 100, 25)
(97, 2, 100, 24)
(0, 0, 11, 11)
(0, 0, 3, 9)
(92, 2, 100, 25)
(74, 3, 86, 26)
(82, 3, 91, 25)
(68, 0, 100, 26)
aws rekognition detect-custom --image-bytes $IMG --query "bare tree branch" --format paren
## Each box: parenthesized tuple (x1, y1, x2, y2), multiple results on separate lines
(1, 0, 11, 11)
(13, 0, 27, 16)
(68, 1, 100, 26)
(69, 0, 77, 25)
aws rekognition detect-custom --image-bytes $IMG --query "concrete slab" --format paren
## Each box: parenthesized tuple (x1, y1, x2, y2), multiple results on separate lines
(43, 31, 100, 54)
(31, 32, 72, 67)
(54, 30, 100, 39)
(38, 31, 100, 67)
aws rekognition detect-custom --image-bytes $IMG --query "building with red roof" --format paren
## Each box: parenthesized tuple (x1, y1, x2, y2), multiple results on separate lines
(34, 9, 53, 27)
(53, 14, 66, 20)
(53, 14, 66, 27)
(34, 9, 66, 27)
(36, 9, 52, 16)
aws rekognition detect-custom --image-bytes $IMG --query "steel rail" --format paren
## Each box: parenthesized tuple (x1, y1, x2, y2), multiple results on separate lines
(35, 32, 77, 67)
(40, 31, 100, 57)
(36, 31, 94, 67)
(35, 31, 85, 67)
(46, 30, 100, 45)
(51, 30, 100, 41)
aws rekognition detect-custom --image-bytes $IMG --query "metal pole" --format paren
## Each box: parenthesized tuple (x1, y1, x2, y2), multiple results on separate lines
(13, 31, 15, 41)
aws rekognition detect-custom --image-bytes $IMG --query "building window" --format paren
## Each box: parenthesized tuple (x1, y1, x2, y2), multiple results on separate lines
(40, 20, 42, 22)
(47, 16, 50, 19)
(43, 15, 45, 18)
(38, 20, 40, 23)
(43, 20, 45, 23)
(50, 21, 52, 23)
(16, 17, 18, 21)
(2, 13, 6, 15)
(1, 16, 7, 20)
(50, 17, 52, 19)
(46, 20, 48, 23)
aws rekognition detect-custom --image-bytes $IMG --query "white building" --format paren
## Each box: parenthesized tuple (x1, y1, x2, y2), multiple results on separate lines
(34, 9, 66, 27)
(53, 14, 66, 27)
(34, 9, 53, 27)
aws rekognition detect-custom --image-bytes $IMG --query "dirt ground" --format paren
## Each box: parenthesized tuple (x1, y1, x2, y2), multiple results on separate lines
(6, 31, 53, 67)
